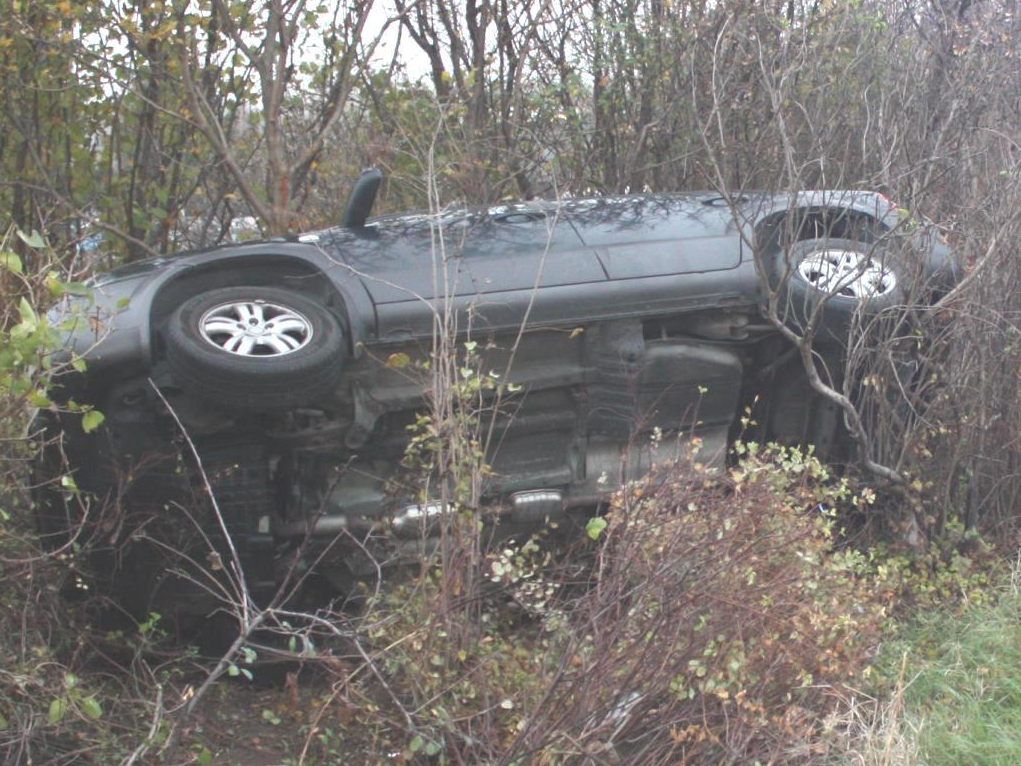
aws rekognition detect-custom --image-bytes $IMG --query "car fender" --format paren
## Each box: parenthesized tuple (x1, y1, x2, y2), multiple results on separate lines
(53, 240, 375, 383)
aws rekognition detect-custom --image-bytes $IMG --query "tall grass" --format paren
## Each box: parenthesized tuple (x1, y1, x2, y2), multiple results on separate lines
(843, 560, 1021, 766)
(902, 593, 1021, 763)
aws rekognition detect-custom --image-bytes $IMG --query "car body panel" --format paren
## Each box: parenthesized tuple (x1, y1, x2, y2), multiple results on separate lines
(65, 190, 905, 370)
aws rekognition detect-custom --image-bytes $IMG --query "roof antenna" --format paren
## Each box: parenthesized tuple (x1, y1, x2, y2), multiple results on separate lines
(342, 168, 382, 228)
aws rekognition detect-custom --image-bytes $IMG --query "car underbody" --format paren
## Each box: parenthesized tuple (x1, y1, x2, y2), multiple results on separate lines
(39, 308, 845, 609)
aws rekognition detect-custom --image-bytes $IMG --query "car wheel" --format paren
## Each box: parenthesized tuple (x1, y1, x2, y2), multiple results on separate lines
(165, 286, 345, 409)
(773, 237, 908, 345)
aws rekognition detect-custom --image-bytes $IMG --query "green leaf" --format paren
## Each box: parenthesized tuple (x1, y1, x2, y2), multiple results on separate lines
(48, 698, 68, 725)
(138, 612, 162, 635)
(386, 352, 411, 369)
(17, 229, 45, 249)
(227, 664, 240, 677)
(261, 708, 281, 725)
(425, 740, 442, 756)
(18, 297, 38, 328)
(80, 697, 103, 719)
(28, 390, 52, 408)
(195, 746, 213, 766)
(585, 517, 608, 541)
(81, 410, 105, 433)
(0, 712, 8, 730)
(409, 735, 424, 753)
(0, 250, 23, 274)
(64, 281, 91, 297)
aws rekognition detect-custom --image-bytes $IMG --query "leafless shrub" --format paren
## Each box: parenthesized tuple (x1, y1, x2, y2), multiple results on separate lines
(681, 0, 1021, 541)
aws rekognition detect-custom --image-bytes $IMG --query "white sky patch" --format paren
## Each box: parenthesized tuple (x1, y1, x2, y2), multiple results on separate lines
(365, 1, 437, 83)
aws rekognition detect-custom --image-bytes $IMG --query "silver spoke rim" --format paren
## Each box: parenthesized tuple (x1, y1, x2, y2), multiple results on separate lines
(796, 249, 897, 300)
(198, 299, 314, 357)
(236, 303, 256, 323)
(204, 318, 242, 334)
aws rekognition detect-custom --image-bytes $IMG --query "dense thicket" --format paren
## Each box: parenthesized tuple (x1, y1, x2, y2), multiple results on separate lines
(1, 1, 1014, 242)
(14, 0, 1014, 533)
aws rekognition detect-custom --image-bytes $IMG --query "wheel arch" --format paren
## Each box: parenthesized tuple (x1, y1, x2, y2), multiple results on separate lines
(752, 205, 889, 263)
(149, 255, 352, 357)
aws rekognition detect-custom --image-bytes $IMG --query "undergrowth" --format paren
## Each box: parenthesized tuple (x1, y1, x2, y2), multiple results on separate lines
(0, 229, 177, 765)
(309, 443, 892, 765)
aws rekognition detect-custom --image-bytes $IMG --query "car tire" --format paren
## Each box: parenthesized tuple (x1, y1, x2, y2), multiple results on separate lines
(773, 237, 908, 346)
(165, 286, 345, 409)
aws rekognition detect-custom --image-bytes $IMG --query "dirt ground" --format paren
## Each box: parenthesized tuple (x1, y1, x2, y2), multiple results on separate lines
(165, 666, 349, 766)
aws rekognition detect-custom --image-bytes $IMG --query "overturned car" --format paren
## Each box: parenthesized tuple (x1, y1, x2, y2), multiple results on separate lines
(34, 171, 958, 616)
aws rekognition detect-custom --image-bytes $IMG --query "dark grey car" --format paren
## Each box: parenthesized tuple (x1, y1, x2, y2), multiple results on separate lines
(33, 172, 957, 614)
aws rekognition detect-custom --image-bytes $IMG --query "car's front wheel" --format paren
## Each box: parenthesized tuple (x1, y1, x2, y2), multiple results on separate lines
(165, 286, 345, 409)
(773, 237, 909, 345)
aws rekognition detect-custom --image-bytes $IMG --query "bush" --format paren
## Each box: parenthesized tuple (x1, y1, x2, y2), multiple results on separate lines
(0, 229, 157, 765)
(496, 444, 887, 764)
(319, 443, 888, 765)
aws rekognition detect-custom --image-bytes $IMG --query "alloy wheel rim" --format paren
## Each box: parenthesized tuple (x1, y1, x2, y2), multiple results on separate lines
(198, 299, 313, 356)
(796, 249, 897, 300)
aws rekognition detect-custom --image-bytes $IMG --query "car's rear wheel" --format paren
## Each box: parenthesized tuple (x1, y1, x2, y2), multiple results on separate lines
(773, 237, 909, 345)
(164, 286, 345, 409)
